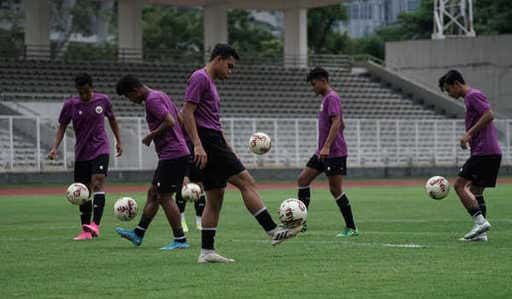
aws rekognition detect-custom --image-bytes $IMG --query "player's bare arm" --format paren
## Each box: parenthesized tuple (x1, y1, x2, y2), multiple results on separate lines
(319, 115, 341, 159)
(182, 101, 207, 169)
(460, 110, 494, 149)
(108, 116, 123, 157)
(48, 123, 68, 160)
(142, 113, 175, 146)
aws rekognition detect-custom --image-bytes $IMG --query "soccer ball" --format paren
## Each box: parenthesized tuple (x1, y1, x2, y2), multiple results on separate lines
(113, 197, 138, 221)
(425, 176, 450, 200)
(181, 183, 202, 202)
(249, 132, 272, 155)
(65, 182, 90, 205)
(278, 198, 308, 228)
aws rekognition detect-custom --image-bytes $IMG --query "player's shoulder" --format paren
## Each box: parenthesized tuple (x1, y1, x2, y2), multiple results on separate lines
(189, 68, 209, 82)
(63, 96, 79, 107)
(325, 90, 341, 101)
(93, 92, 111, 102)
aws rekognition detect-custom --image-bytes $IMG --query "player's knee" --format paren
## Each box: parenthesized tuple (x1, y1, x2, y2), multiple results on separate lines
(147, 186, 158, 200)
(454, 178, 466, 192)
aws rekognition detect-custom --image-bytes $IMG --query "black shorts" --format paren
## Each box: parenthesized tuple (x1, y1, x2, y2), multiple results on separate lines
(198, 127, 245, 190)
(185, 141, 204, 183)
(458, 155, 501, 187)
(152, 156, 190, 194)
(74, 154, 109, 185)
(306, 155, 347, 176)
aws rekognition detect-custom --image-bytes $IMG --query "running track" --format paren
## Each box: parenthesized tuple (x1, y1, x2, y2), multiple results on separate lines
(1, 178, 512, 196)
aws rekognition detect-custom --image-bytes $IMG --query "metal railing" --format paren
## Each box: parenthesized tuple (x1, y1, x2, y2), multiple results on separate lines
(1, 116, 511, 172)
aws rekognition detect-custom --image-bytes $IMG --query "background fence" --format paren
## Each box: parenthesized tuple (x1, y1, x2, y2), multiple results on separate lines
(1, 116, 511, 172)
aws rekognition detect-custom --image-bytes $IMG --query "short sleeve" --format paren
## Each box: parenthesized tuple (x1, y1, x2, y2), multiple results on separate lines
(185, 72, 208, 104)
(58, 100, 73, 125)
(147, 96, 170, 122)
(104, 97, 114, 119)
(469, 93, 491, 114)
(325, 95, 341, 117)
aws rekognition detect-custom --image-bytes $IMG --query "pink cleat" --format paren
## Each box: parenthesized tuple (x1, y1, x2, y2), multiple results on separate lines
(82, 222, 100, 238)
(73, 231, 92, 240)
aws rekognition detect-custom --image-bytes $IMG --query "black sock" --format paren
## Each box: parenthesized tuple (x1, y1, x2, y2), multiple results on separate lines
(335, 193, 356, 229)
(173, 227, 187, 243)
(195, 194, 206, 217)
(79, 200, 93, 226)
(92, 192, 106, 225)
(466, 207, 482, 218)
(254, 208, 277, 233)
(134, 215, 153, 238)
(475, 194, 486, 218)
(298, 186, 311, 208)
(176, 188, 186, 213)
(201, 229, 216, 250)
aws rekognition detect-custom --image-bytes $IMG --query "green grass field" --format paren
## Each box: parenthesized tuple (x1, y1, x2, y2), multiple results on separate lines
(1, 184, 512, 298)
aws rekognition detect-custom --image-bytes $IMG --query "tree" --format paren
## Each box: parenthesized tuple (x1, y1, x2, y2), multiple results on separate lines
(307, 4, 349, 54)
(0, 0, 24, 58)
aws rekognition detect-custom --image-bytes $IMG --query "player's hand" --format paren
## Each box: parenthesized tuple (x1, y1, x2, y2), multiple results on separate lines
(142, 133, 153, 146)
(319, 147, 330, 160)
(115, 142, 123, 157)
(459, 133, 472, 150)
(194, 144, 208, 169)
(47, 148, 57, 160)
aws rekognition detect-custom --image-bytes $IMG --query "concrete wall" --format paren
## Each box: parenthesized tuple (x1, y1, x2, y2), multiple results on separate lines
(386, 35, 512, 117)
(3, 166, 512, 185)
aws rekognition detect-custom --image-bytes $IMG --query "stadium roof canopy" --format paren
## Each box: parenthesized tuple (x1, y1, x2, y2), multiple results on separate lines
(143, 0, 346, 10)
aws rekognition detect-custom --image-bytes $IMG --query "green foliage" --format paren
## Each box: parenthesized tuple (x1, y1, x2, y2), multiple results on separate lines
(307, 4, 348, 54)
(60, 42, 117, 61)
(475, 0, 512, 34)
(0, 0, 24, 57)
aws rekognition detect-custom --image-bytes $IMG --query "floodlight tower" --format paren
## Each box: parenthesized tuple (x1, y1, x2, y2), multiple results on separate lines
(432, 0, 475, 39)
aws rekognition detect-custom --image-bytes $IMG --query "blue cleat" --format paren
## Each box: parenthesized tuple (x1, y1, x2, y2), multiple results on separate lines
(160, 241, 190, 251)
(115, 227, 143, 246)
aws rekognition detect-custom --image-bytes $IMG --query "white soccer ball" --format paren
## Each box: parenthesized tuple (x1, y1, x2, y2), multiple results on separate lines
(278, 198, 308, 228)
(249, 132, 272, 155)
(65, 182, 90, 205)
(113, 197, 138, 221)
(181, 183, 202, 202)
(425, 176, 450, 200)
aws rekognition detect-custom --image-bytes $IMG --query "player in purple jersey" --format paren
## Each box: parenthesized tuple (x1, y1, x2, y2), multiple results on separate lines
(297, 67, 358, 237)
(439, 70, 501, 241)
(114, 75, 190, 250)
(48, 73, 123, 240)
(181, 44, 302, 263)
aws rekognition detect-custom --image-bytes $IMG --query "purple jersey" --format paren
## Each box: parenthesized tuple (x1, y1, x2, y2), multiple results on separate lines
(145, 90, 190, 160)
(184, 68, 222, 131)
(464, 88, 502, 156)
(316, 90, 347, 158)
(58, 92, 113, 161)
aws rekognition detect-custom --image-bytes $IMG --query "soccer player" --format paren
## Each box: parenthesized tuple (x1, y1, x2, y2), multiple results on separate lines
(114, 75, 190, 250)
(181, 43, 302, 263)
(48, 73, 123, 240)
(297, 67, 358, 237)
(439, 70, 501, 241)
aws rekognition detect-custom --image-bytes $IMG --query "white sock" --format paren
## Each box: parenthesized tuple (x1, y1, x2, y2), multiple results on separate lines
(195, 216, 202, 225)
(180, 213, 186, 221)
(201, 249, 214, 255)
(473, 213, 486, 224)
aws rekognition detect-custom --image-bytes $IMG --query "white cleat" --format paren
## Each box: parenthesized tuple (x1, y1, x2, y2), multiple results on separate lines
(463, 220, 491, 240)
(271, 225, 303, 246)
(459, 232, 488, 242)
(197, 252, 235, 264)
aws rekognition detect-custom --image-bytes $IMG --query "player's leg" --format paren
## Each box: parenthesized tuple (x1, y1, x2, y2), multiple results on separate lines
(470, 184, 486, 217)
(115, 185, 160, 246)
(297, 155, 323, 209)
(158, 192, 189, 250)
(194, 182, 206, 230)
(83, 155, 109, 237)
(328, 175, 358, 237)
(176, 177, 189, 233)
(454, 176, 490, 239)
(73, 160, 93, 240)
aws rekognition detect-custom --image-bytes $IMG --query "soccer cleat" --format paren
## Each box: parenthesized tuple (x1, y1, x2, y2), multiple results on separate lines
(197, 252, 235, 263)
(463, 220, 491, 240)
(181, 219, 189, 233)
(73, 230, 92, 240)
(271, 225, 303, 246)
(160, 241, 190, 251)
(115, 227, 143, 246)
(336, 227, 360, 237)
(82, 222, 100, 238)
(459, 232, 488, 242)
(300, 222, 308, 232)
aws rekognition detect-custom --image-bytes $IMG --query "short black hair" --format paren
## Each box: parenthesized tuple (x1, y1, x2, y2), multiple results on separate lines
(439, 69, 465, 91)
(307, 67, 329, 82)
(75, 73, 93, 87)
(209, 43, 239, 62)
(116, 75, 143, 96)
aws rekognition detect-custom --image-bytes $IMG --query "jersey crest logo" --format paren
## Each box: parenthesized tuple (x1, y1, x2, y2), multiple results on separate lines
(95, 106, 103, 114)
